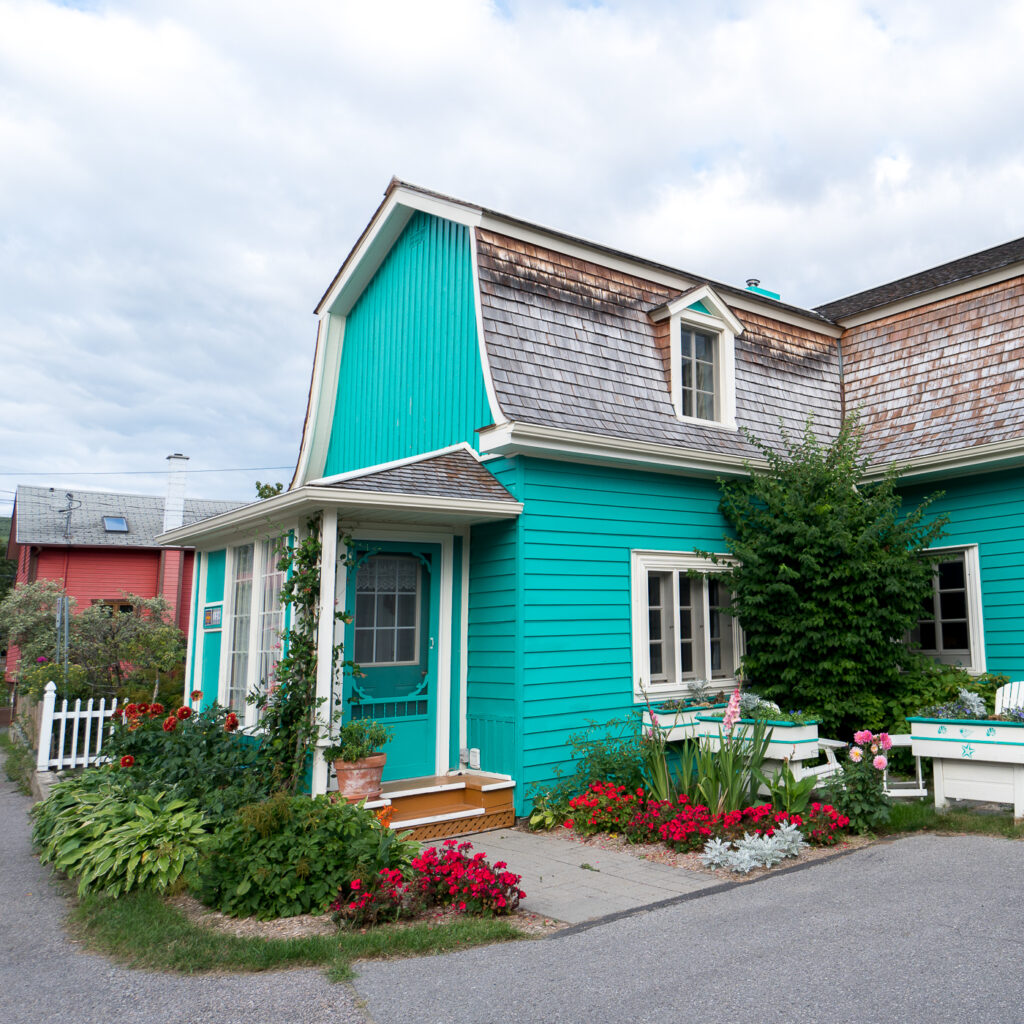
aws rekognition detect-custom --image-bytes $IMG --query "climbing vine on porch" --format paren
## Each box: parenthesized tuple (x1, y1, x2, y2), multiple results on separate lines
(250, 516, 358, 793)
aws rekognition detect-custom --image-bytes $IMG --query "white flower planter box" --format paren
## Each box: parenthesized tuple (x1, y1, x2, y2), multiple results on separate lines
(695, 715, 821, 764)
(907, 716, 1024, 819)
(642, 703, 726, 742)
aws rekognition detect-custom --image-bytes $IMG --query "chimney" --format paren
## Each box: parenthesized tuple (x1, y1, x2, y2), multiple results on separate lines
(163, 453, 189, 533)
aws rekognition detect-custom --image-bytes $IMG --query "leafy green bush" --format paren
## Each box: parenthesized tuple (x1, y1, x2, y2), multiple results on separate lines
(713, 417, 948, 738)
(104, 700, 272, 821)
(32, 774, 207, 897)
(529, 716, 646, 825)
(195, 793, 418, 920)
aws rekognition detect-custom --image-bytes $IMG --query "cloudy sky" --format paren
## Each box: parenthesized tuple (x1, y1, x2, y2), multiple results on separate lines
(3, 0, 1024, 517)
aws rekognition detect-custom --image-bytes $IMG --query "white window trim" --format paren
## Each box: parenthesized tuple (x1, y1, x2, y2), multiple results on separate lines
(917, 543, 986, 675)
(630, 549, 742, 702)
(658, 285, 740, 431)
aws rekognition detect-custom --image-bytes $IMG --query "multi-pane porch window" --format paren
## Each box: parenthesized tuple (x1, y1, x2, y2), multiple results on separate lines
(354, 556, 419, 665)
(256, 537, 287, 694)
(680, 328, 717, 421)
(645, 569, 735, 686)
(226, 543, 254, 714)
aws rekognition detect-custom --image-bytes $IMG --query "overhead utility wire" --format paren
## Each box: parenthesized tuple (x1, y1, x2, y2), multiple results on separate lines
(0, 466, 293, 477)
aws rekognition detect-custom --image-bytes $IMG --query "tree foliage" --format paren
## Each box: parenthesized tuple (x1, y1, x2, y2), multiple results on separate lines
(714, 417, 948, 737)
(0, 578, 69, 667)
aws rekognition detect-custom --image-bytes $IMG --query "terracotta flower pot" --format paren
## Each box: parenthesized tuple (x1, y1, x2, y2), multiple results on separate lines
(333, 752, 387, 802)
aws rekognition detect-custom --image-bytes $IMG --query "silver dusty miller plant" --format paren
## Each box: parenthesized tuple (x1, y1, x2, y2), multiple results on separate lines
(699, 823, 808, 874)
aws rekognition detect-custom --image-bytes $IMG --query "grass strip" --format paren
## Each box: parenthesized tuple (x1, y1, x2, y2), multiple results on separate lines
(883, 799, 1024, 839)
(0, 728, 34, 794)
(70, 891, 524, 980)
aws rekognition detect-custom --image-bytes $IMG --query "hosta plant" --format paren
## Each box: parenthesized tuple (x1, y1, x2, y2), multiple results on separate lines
(32, 777, 207, 897)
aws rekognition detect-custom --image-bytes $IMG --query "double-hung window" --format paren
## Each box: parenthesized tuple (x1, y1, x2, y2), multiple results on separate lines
(910, 544, 985, 673)
(651, 284, 741, 430)
(223, 536, 289, 725)
(632, 550, 742, 699)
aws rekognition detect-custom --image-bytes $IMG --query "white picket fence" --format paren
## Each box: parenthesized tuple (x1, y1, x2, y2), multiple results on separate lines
(36, 681, 120, 772)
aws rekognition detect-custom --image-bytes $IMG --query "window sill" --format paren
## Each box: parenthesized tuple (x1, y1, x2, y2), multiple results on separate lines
(672, 412, 738, 432)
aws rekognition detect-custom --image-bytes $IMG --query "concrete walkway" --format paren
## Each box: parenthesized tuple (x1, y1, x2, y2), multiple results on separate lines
(471, 828, 717, 923)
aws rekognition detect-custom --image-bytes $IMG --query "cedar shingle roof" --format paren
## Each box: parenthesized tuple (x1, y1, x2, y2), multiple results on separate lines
(11, 486, 241, 548)
(817, 236, 1024, 321)
(476, 230, 842, 454)
(315, 449, 517, 503)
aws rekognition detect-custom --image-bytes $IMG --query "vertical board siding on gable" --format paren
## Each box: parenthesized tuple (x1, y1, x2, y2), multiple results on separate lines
(466, 458, 520, 780)
(322, 212, 492, 475)
(902, 469, 1024, 679)
(516, 458, 730, 806)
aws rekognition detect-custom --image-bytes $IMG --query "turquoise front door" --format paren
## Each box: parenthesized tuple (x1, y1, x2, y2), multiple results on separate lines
(344, 542, 440, 780)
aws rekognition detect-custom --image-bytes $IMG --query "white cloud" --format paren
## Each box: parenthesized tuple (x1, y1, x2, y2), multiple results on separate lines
(1, 0, 1023, 513)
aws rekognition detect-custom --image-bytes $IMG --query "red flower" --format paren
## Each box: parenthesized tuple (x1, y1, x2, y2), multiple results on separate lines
(149, 703, 165, 717)
(224, 712, 239, 732)
(122, 703, 139, 718)
(119, 755, 135, 767)
(176, 706, 192, 720)
(162, 715, 178, 732)
(137, 703, 150, 715)
(190, 690, 203, 701)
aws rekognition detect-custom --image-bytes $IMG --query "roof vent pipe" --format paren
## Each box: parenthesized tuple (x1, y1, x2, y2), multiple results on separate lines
(163, 454, 189, 533)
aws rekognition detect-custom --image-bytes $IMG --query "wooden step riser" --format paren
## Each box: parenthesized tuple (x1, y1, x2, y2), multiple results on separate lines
(404, 806, 516, 843)
(383, 783, 515, 817)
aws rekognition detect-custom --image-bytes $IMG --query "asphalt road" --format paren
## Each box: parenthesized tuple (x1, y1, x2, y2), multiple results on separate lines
(5, 749, 1024, 1024)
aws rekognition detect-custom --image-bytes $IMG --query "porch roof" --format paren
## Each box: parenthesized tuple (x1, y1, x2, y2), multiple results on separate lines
(156, 446, 522, 548)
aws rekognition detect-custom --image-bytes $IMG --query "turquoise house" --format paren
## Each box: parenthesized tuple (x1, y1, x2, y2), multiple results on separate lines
(161, 180, 1024, 820)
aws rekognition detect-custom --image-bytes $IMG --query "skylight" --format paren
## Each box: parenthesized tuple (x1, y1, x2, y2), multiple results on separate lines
(103, 516, 128, 533)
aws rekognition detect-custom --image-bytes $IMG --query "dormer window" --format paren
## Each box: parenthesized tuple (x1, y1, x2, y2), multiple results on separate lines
(681, 327, 717, 420)
(651, 284, 741, 430)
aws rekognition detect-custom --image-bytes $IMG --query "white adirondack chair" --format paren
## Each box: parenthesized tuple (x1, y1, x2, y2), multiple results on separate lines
(882, 734, 927, 799)
(995, 681, 1024, 714)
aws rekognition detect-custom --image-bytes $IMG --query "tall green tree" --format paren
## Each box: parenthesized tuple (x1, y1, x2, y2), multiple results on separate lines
(714, 417, 947, 737)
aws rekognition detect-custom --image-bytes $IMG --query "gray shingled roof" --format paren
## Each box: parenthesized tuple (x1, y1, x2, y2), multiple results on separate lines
(816, 236, 1024, 321)
(475, 230, 842, 455)
(314, 449, 517, 503)
(11, 485, 241, 548)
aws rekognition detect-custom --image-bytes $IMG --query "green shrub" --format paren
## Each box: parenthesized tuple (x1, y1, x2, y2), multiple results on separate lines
(104, 701, 272, 821)
(529, 716, 646, 824)
(32, 775, 207, 897)
(195, 793, 418, 920)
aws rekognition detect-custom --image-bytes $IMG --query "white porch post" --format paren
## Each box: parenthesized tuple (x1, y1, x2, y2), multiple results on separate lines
(311, 508, 338, 797)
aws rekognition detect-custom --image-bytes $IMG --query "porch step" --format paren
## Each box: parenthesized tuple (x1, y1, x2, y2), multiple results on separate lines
(382, 772, 516, 841)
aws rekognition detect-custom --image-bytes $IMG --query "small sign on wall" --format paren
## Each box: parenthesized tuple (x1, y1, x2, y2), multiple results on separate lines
(203, 605, 223, 629)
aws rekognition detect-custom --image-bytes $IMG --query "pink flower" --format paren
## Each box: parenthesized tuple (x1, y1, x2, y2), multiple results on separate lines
(722, 688, 742, 735)
(879, 732, 893, 751)
(873, 755, 888, 770)
(853, 730, 873, 745)
(849, 747, 864, 763)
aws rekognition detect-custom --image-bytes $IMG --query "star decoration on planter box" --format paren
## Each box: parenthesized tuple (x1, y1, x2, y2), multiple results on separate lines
(962, 743, 975, 759)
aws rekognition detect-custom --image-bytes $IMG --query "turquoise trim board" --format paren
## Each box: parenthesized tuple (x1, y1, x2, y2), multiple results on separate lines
(902, 467, 1024, 679)
(322, 211, 491, 475)
(200, 549, 226, 712)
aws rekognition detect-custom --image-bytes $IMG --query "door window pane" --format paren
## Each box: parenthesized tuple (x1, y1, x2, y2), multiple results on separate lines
(354, 555, 420, 664)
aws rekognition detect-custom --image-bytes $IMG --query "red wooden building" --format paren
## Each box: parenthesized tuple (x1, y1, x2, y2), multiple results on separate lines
(4, 481, 239, 683)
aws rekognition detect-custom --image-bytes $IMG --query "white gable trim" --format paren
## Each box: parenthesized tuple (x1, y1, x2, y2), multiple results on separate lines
(469, 227, 508, 427)
(292, 314, 345, 488)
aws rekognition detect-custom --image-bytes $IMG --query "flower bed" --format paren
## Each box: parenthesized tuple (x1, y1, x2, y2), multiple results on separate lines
(561, 781, 849, 853)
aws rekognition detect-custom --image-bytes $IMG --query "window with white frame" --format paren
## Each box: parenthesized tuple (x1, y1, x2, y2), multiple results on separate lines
(654, 284, 741, 430)
(222, 536, 290, 725)
(910, 545, 985, 673)
(632, 550, 742, 698)
(353, 555, 420, 666)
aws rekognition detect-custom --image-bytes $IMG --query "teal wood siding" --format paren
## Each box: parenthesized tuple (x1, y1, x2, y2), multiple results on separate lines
(517, 459, 731, 811)
(322, 212, 492, 474)
(200, 549, 226, 711)
(467, 458, 521, 783)
(902, 469, 1024, 679)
